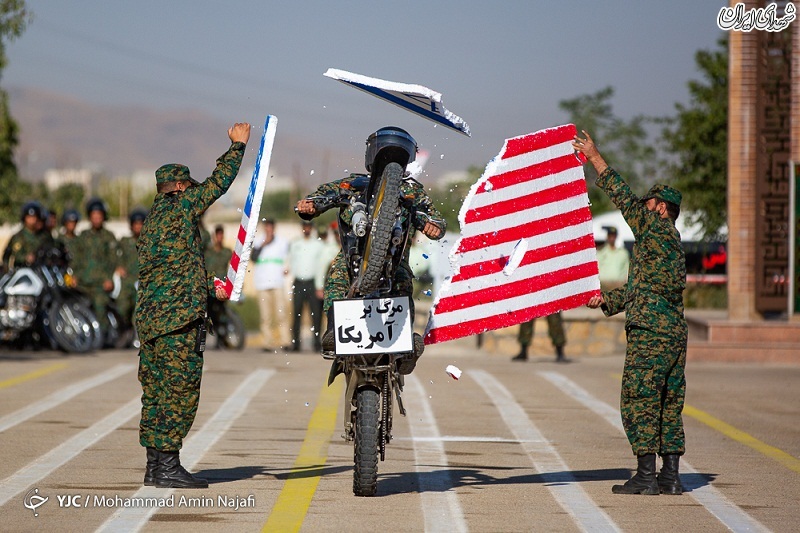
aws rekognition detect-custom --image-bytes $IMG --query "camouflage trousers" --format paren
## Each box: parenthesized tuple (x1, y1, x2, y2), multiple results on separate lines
(621, 327, 687, 456)
(83, 286, 111, 334)
(116, 278, 137, 328)
(518, 313, 565, 348)
(323, 251, 415, 317)
(138, 321, 203, 451)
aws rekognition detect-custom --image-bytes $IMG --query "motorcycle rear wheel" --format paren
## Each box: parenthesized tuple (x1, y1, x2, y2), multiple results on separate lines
(353, 387, 380, 496)
(357, 162, 403, 295)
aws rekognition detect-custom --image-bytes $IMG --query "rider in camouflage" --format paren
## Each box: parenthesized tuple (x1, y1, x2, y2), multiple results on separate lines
(296, 127, 446, 374)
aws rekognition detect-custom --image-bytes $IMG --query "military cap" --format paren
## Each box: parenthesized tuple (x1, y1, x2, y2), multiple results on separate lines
(641, 183, 682, 207)
(605, 226, 618, 235)
(155, 164, 199, 186)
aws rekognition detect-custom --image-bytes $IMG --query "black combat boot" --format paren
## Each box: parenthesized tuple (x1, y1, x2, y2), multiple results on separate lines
(143, 447, 159, 486)
(398, 333, 425, 375)
(555, 345, 566, 363)
(321, 308, 335, 352)
(612, 453, 659, 495)
(658, 454, 683, 495)
(511, 345, 528, 361)
(153, 450, 208, 489)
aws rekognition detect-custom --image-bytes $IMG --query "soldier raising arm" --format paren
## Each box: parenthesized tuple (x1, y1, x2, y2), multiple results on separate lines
(573, 130, 688, 497)
(135, 122, 250, 490)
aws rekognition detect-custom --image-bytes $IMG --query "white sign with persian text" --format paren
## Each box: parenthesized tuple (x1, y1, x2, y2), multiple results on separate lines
(333, 297, 413, 355)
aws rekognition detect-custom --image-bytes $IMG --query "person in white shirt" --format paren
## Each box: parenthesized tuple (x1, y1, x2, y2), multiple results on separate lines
(252, 219, 289, 351)
(288, 220, 325, 351)
(596, 226, 630, 291)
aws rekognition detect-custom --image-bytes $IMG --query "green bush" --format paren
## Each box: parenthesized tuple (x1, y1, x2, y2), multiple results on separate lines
(684, 284, 727, 309)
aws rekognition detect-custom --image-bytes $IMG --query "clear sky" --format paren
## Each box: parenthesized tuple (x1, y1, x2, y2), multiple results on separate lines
(4, 1, 726, 179)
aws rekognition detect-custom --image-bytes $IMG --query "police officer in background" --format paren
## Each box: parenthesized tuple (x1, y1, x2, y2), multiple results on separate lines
(575, 131, 687, 496)
(135, 122, 250, 489)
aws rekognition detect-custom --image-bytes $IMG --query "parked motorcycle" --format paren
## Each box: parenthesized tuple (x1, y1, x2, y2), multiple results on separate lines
(304, 129, 426, 496)
(207, 298, 246, 350)
(0, 263, 97, 353)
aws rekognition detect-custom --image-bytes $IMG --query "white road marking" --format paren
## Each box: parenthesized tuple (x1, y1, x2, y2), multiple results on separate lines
(0, 397, 140, 507)
(96, 368, 274, 533)
(0, 364, 136, 433)
(397, 436, 544, 443)
(472, 370, 621, 533)
(539, 370, 770, 533)
(405, 374, 469, 533)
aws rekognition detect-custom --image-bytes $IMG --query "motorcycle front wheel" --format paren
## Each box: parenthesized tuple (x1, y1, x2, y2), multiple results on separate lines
(220, 308, 246, 350)
(45, 299, 96, 353)
(353, 387, 380, 496)
(358, 161, 403, 295)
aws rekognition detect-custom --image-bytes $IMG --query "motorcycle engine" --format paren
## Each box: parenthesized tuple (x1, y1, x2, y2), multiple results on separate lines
(0, 294, 37, 332)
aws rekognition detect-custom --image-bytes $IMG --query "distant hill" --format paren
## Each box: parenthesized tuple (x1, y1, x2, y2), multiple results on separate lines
(7, 86, 354, 190)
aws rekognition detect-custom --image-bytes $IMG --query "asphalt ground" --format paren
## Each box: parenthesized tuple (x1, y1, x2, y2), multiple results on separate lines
(1, 339, 798, 532)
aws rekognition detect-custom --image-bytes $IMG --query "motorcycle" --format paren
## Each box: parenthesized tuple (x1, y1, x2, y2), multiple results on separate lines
(207, 297, 246, 350)
(0, 262, 97, 353)
(305, 155, 427, 496)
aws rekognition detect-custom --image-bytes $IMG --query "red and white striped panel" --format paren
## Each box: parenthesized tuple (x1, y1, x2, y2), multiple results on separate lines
(424, 124, 600, 344)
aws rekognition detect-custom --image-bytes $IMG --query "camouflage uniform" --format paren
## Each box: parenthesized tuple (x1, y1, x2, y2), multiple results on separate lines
(596, 168, 687, 457)
(301, 173, 446, 317)
(72, 226, 120, 334)
(117, 235, 139, 328)
(2, 227, 41, 270)
(135, 142, 245, 451)
(518, 313, 565, 349)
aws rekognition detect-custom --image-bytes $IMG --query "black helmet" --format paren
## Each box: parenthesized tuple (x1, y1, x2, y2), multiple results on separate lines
(85, 197, 108, 220)
(20, 201, 44, 222)
(365, 126, 417, 174)
(61, 208, 80, 224)
(129, 207, 148, 225)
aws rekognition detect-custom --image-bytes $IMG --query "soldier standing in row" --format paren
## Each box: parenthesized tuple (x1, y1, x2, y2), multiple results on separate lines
(2, 202, 45, 271)
(71, 198, 120, 345)
(135, 122, 250, 489)
(575, 131, 687, 496)
(56, 209, 81, 263)
(117, 208, 148, 346)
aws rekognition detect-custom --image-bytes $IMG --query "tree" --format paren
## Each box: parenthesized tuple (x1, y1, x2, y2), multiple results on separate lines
(659, 37, 728, 240)
(0, 0, 31, 224)
(559, 87, 657, 214)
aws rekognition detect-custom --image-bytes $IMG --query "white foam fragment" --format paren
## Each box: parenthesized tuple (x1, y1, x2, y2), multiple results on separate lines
(445, 365, 462, 380)
(503, 239, 528, 276)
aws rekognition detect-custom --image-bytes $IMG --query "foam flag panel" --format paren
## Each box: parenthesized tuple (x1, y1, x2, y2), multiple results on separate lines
(424, 124, 600, 344)
(323, 68, 470, 137)
(223, 115, 278, 301)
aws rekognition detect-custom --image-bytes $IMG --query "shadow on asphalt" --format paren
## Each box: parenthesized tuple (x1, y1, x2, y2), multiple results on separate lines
(373, 468, 715, 496)
(197, 464, 352, 484)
